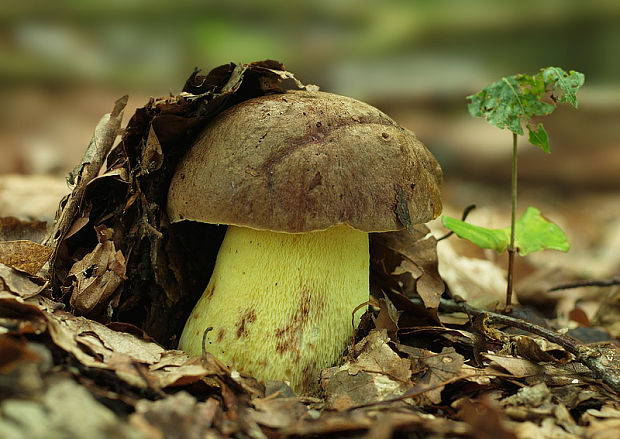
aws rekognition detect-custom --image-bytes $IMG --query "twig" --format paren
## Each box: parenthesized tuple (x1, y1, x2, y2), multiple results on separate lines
(548, 277, 620, 292)
(435, 297, 620, 394)
(43, 97, 127, 277)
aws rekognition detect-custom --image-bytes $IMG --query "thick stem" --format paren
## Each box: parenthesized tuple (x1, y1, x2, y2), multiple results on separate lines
(506, 132, 518, 309)
(179, 224, 369, 394)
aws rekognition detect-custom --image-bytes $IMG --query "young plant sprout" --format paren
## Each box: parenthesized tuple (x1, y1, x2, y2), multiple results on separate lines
(442, 67, 585, 309)
(167, 90, 442, 393)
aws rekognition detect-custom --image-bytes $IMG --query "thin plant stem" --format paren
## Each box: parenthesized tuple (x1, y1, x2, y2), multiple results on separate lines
(506, 132, 518, 309)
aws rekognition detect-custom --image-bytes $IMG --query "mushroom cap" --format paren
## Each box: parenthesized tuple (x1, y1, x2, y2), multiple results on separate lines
(167, 90, 442, 233)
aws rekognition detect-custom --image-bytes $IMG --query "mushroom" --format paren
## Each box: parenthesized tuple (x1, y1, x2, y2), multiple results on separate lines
(167, 90, 442, 393)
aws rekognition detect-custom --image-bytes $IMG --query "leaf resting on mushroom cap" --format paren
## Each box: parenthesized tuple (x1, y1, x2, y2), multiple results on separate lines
(167, 90, 442, 233)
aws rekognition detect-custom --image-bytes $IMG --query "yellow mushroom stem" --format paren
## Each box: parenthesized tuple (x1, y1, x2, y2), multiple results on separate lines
(178, 223, 369, 393)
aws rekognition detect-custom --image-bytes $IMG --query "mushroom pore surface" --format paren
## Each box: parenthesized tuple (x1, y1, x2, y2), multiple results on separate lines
(179, 224, 368, 393)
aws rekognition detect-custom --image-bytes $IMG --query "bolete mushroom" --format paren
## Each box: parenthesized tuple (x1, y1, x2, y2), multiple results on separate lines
(167, 89, 442, 393)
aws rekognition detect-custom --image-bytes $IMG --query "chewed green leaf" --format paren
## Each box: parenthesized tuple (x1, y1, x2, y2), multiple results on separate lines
(527, 123, 550, 153)
(541, 67, 585, 108)
(514, 206, 570, 256)
(441, 216, 510, 253)
(467, 76, 525, 135)
(467, 67, 584, 143)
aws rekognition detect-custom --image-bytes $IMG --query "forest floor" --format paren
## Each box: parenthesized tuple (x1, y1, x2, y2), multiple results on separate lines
(0, 83, 619, 438)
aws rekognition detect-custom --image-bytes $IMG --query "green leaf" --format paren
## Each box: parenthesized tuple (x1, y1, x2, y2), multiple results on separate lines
(441, 206, 569, 256)
(441, 216, 510, 253)
(527, 123, 549, 153)
(467, 67, 584, 149)
(541, 67, 585, 108)
(513, 206, 570, 256)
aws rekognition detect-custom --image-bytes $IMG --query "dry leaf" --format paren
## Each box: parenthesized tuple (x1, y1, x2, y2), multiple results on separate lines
(0, 379, 140, 439)
(458, 397, 517, 439)
(0, 263, 45, 299)
(130, 392, 219, 439)
(484, 353, 543, 378)
(0, 240, 53, 276)
(251, 396, 308, 429)
(372, 295, 401, 340)
(140, 125, 164, 175)
(436, 238, 510, 309)
(322, 329, 411, 410)
(509, 335, 572, 364)
(371, 227, 444, 309)
(68, 226, 126, 315)
(407, 346, 465, 405)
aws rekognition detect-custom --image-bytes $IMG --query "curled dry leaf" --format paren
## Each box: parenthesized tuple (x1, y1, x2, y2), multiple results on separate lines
(0, 291, 48, 335)
(507, 335, 573, 364)
(68, 226, 127, 315)
(0, 263, 45, 299)
(371, 226, 444, 310)
(0, 292, 236, 393)
(321, 329, 411, 410)
(46, 61, 313, 346)
(372, 295, 401, 341)
(484, 353, 544, 378)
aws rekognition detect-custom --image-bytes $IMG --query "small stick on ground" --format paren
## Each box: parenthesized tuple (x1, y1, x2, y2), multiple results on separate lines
(549, 277, 620, 292)
(435, 296, 620, 394)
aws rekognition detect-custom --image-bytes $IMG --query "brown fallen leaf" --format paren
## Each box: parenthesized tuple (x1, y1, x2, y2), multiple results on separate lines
(0, 334, 42, 375)
(68, 225, 126, 315)
(322, 329, 412, 410)
(583, 403, 620, 439)
(251, 395, 308, 429)
(371, 227, 444, 309)
(139, 125, 165, 176)
(130, 392, 220, 439)
(372, 295, 401, 341)
(484, 353, 543, 378)
(0, 291, 48, 334)
(0, 262, 45, 299)
(407, 346, 465, 405)
(458, 397, 517, 439)
(0, 240, 53, 276)
(436, 237, 511, 310)
(508, 335, 573, 364)
(0, 379, 140, 439)
(0, 295, 226, 391)
(501, 382, 584, 436)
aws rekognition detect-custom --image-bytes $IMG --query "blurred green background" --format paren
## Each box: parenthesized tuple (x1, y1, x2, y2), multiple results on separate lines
(1, 0, 619, 185)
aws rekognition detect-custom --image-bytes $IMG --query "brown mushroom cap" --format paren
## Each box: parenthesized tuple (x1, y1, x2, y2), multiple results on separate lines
(167, 90, 442, 233)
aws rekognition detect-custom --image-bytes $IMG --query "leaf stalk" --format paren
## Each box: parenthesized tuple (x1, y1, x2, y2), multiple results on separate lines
(506, 132, 518, 308)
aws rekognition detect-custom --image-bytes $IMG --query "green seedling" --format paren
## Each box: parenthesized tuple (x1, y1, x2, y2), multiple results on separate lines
(442, 67, 585, 308)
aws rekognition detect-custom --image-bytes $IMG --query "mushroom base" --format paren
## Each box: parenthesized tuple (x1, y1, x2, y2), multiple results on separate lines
(178, 224, 369, 393)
